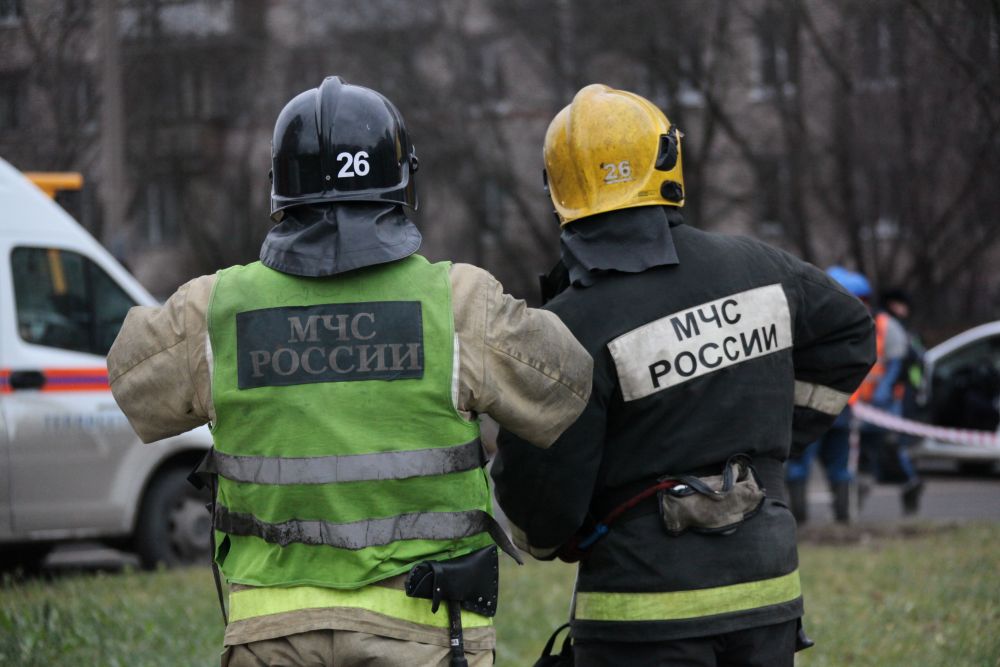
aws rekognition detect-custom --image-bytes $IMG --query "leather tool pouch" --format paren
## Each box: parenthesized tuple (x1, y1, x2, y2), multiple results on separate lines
(657, 454, 765, 536)
(404, 546, 499, 617)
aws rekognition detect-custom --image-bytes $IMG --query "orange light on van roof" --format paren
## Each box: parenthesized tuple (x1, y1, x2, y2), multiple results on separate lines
(23, 172, 84, 198)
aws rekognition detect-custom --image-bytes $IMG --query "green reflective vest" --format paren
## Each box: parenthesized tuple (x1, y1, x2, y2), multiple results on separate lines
(206, 255, 494, 591)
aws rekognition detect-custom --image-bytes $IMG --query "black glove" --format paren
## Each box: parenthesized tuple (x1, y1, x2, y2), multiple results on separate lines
(539, 259, 570, 305)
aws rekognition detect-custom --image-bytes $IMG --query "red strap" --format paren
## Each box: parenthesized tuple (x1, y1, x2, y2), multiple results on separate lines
(600, 478, 683, 526)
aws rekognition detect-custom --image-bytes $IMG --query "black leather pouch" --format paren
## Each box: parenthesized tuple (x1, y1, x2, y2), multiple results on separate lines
(404, 546, 499, 617)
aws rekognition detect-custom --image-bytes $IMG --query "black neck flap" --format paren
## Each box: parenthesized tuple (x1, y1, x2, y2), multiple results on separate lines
(260, 202, 422, 277)
(560, 206, 682, 287)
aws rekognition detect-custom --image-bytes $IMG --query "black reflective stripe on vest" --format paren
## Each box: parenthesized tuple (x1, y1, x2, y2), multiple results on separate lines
(203, 438, 486, 485)
(214, 505, 522, 563)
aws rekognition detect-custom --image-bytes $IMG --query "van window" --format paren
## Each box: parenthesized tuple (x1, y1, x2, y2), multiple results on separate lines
(12, 247, 136, 356)
(929, 335, 1000, 431)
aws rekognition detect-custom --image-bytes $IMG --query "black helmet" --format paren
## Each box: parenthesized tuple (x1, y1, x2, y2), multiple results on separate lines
(270, 76, 419, 220)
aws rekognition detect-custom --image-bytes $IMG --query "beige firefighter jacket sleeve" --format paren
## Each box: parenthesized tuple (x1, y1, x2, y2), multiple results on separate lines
(107, 262, 592, 449)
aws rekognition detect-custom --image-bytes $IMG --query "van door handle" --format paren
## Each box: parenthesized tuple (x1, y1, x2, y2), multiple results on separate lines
(9, 371, 46, 390)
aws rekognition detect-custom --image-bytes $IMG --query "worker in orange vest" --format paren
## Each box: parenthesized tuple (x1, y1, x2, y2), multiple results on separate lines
(849, 279, 926, 514)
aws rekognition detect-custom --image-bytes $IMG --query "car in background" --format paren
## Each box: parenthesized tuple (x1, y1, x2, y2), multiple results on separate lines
(915, 320, 1000, 474)
(0, 157, 212, 572)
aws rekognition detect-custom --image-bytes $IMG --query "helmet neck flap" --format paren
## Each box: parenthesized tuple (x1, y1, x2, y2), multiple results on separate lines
(560, 206, 682, 288)
(260, 202, 421, 278)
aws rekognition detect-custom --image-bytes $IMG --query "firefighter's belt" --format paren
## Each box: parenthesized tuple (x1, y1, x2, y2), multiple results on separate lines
(657, 454, 765, 536)
(592, 457, 785, 524)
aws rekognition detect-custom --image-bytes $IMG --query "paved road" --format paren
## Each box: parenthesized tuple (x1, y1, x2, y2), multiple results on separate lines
(801, 460, 1000, 524)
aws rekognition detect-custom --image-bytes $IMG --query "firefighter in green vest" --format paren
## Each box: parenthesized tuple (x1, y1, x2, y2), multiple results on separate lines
(107, 76, 593, 667)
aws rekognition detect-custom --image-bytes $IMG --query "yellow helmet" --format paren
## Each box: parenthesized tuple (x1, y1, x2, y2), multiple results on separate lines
(543, 84, 685, 226)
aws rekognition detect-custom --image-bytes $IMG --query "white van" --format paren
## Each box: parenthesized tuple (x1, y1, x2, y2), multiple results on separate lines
(0, 157, 212, 570)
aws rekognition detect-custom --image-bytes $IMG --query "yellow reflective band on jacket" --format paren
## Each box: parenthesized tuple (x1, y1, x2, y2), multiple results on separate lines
(574, 570, 801, 622)
(228, 585, 493, 629)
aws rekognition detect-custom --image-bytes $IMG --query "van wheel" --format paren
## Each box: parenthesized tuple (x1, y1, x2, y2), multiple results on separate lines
(135, 467, 212, 569)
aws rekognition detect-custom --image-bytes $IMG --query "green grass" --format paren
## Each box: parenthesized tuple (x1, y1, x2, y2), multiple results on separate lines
(1, 524, 998, 666)
(793, 524, 1000, 667)
(0, 567, 223, 667)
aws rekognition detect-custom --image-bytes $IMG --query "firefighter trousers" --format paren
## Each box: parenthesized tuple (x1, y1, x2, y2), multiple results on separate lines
(573, 619, 798, 667)
(221, 629, 494, 667)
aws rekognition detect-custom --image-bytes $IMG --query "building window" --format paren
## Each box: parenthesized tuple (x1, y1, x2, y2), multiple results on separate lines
(858, 5, 903, 84)
(142, 180, 181, 244)
(755, 156, 790, 237)
(0, 76, 22, 130)
(120, 0, 234, 38)
(863, 161, 901, 240)
(676, 49, 704, 108)
(64, 70, 96, 126)
(154, 61, 225, 121)
(969, 2, 1000, 71)
(755, 5, 799, 94)
(179, 67, 200, 118)
(483, 178, 506, 232)
(66, 0, 92, 17)
(0, 0, 21, 24)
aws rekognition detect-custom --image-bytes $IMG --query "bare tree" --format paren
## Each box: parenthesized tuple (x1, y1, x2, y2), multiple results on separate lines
(11, 0, 98, 169)
(11, 0, 994, 325)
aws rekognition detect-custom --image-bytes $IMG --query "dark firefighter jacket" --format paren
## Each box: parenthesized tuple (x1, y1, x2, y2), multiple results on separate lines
(492, 211, 876, 642)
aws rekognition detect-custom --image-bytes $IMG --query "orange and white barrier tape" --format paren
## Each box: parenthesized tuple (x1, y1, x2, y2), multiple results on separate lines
(852, 402, 1000, 448)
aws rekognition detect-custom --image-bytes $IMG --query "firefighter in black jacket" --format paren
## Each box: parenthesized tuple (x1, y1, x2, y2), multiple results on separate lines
(491, 84, 876, 666)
